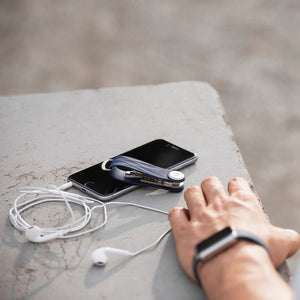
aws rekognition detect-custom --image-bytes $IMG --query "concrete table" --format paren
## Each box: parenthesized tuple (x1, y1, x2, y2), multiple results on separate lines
(0, 82, 288, 299)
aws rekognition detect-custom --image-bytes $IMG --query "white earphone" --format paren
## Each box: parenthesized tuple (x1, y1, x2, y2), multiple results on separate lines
(91, 247, 132, 266)
(91, 226, 171, 266)
(25, 226, 68, 243)
(10, 183, 171, 266)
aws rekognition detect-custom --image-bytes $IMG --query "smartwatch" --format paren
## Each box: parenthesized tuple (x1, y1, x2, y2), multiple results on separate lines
(192, 226, 271, 287)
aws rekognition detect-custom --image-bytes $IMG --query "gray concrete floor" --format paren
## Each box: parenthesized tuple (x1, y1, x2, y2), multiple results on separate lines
(1, 0, 300, 273)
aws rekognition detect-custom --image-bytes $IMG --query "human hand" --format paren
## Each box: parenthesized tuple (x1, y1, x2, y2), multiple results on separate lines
(168, 176, 300, 283)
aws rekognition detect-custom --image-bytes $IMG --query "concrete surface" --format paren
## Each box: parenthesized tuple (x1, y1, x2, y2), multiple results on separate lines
(0, 0, 299, 275)
(0, 81, 272, 299)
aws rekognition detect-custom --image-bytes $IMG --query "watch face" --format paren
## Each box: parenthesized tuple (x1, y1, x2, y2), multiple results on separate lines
(195, 226, 233, 253)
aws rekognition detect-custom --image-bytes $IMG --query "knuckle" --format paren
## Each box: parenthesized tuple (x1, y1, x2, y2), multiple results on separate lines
(184, 185, 200, 197)
(168, 206, 182, 217)
(230, 177, 248, 184)
(230, 176, 243, 183)
(168, 208, 175, 217)
(202, 176, 218, 185)
(211, 200, 223, 211)
(175, 221, 190, 234)
(233, 190, 253, 201)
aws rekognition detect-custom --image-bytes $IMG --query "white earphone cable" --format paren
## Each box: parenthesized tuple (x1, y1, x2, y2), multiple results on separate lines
(9, 182, 171, 254)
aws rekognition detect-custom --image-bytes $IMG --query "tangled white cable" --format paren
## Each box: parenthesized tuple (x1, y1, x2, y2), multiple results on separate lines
(9, 182, 171, 264)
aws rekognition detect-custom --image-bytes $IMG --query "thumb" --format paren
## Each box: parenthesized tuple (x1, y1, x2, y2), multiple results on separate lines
(283, 229, 300, 259)
(271, 227, 300, 266)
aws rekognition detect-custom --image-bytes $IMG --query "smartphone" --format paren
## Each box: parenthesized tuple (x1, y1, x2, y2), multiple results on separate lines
(68, 139, 197, 201)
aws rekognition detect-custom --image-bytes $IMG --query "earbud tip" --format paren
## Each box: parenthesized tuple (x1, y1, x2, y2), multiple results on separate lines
(94, 261, 105, 267)
(91, 248, 107, 267)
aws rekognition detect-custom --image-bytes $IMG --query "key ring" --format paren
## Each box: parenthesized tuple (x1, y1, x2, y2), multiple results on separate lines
(101, 156, 185, 192)
(101, 159, 113, 171)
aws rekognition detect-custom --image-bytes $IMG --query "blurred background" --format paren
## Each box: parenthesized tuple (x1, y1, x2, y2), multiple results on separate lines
(1, 0, 299, 273)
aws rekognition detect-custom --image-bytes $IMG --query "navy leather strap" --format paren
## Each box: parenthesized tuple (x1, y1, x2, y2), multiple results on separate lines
(108, 156, 185, 192)
(193, 227, 272, 287)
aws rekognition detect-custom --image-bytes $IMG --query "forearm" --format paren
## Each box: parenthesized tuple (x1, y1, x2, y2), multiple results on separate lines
(169, 178, 300, 300)
(199, 243, 294, 300)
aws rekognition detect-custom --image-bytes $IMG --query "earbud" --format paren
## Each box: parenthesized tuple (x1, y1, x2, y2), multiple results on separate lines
(91, 247, 132, 266)
(25, 226, 63, 243)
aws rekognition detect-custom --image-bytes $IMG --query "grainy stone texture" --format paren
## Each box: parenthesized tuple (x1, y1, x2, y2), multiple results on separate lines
(1, 0, 299, 291)
(1, 82, 283, 299)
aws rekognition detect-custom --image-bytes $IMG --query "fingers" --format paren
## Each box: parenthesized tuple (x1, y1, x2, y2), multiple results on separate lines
(228, 177, 253, 196)
(201, 177, 228, 207)
(168, 206, 190, 233)
(184, 185, 206, 219)
(184, 177, 228, 219)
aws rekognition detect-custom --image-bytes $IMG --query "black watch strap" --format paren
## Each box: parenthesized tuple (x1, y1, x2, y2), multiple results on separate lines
(192, 227, 272, 287)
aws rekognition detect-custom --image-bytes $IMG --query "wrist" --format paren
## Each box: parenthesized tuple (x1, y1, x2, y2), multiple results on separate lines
(192, 226, 272, 286)
(198, 241, 270, 286)
(197, 242, 293, 300)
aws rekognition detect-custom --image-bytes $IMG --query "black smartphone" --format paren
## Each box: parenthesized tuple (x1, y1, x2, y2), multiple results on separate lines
(68, 139, 197, 201)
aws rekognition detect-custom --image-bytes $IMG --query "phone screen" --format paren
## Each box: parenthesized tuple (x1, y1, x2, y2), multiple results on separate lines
(68, 139, 197, 200)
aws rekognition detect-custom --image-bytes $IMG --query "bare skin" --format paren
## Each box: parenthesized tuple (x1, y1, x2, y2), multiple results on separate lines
(168, 177, 300, 300)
